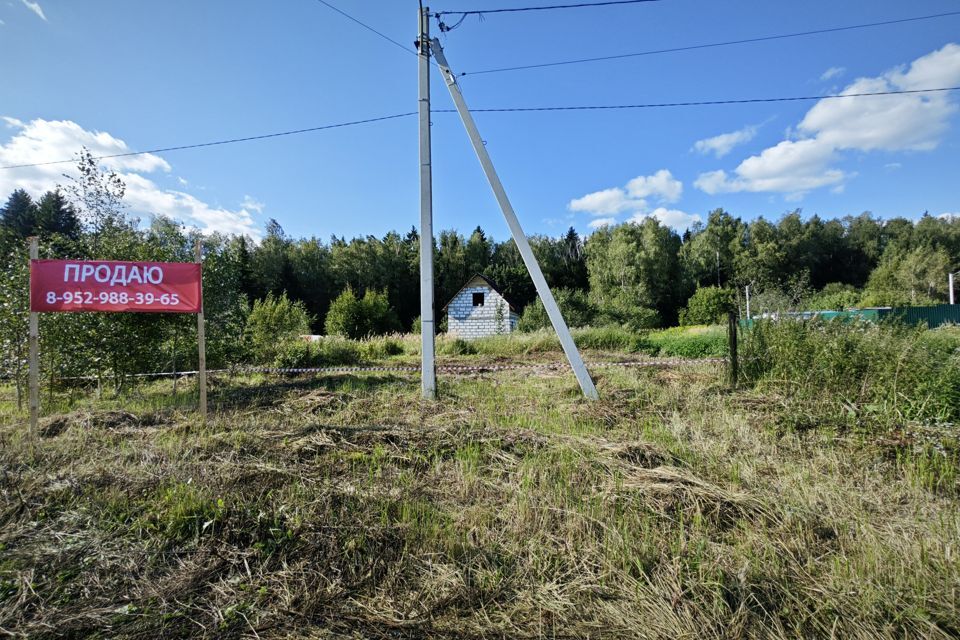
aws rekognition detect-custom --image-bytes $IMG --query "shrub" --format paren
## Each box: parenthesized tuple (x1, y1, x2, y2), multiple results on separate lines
(594, 301, 661, 332)
(573, 326, 649, 352)
(804, 283, 862, 311)
(358, 335, 406, 360)
(648, 325, 728, 358)
(318, 337, 365, 365)
(273, 336, 362, 368)
(324, 288, 400, 339)
(518, 289, 596, 332)
(679, 286, 734, 326)
(437, 336, 477, 356)
(245, 293, 314, 363)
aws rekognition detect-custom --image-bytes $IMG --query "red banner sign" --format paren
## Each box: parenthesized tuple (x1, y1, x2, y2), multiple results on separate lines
(30, 259, 202, 313)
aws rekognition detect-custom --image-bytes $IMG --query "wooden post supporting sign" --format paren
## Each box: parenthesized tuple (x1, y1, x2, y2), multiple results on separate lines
(195, 240, 207, 422)
(28, 237, 39, 450)
(27, 246, 207, 429)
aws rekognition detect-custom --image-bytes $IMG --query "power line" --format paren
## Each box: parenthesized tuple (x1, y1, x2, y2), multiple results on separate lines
(0, 113, 417, 170)
(459, 10, 960, 75)
(4, 87, 957, 170)
(436, 0, 660, 16)
(435, 87, 960, 113)
(313, 0, 415, 56)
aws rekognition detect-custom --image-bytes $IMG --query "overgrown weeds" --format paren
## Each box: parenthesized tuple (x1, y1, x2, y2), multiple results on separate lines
(740, 320, 960, 425)
(1, 341, 958, 638)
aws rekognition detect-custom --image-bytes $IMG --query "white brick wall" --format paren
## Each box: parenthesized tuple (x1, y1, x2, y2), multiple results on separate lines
(447, 284, 519, 340)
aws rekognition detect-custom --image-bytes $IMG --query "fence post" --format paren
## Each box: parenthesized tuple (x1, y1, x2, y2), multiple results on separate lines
(171, 326, 178, 397)
(28, 237, 39, 451)
(727, 310, 738, 389)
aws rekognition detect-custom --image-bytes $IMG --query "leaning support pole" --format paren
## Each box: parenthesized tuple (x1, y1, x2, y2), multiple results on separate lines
(431, 39, 599, 400)
(418, 5, 437, 400)
(28, 237, 39, 450)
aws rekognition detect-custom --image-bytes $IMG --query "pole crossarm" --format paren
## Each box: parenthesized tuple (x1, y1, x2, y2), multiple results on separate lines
(430, 37, 599, 400)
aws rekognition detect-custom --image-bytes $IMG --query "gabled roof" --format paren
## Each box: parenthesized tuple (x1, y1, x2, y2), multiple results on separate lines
(442, 273, 518, 313)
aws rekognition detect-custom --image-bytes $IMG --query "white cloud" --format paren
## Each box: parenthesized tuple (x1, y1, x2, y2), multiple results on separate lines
(568, 187, 640, 215)
(820, 66, 845, 81)
(627, 207, 701, 231)
(588, 217, 617, 229)
(940, 212, 959, 221)
(122, 175, 258, 238)
(0, 117, 260, 239)
(625, 169, 682, 203)
(21, 0, 45, 21)
(240, 195, 265, 214)
(0, 117, 169, 176)
(695, 43, 960, 198)
(694, 138, 846, 197)
(570, 170, 693, 230)
(568, 169, 683, 219)
(884, 162, 902, 170)
(693, 124, 758, 158)
(0, 18, 6, 25)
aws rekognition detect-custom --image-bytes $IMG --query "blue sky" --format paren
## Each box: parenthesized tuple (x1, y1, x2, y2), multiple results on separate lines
(1, 0, 959, 241)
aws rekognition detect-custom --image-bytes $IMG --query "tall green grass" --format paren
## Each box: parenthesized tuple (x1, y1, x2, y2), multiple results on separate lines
(436, 325, 728, 358)
(647, 325, 728, 358)
(740, 320, 960, 424)
(273, 334, 411, 368)
(230, 325, 731, 367)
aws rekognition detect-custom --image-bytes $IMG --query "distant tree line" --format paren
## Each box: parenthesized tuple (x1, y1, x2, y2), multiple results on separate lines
(2, 151, 959, 394)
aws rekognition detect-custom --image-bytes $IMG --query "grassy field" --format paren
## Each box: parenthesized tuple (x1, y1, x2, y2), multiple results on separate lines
(1, 323, 959, 638)
(272, 325, 730, 370)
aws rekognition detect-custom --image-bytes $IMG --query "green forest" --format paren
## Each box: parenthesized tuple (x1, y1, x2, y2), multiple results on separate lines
(2, 152, 959, 382)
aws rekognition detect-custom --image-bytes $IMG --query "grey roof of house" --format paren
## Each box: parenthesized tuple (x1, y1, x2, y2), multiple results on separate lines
(441, 273, 519, 313)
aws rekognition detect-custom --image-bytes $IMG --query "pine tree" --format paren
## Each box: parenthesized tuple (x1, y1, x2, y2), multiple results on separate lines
(0, 189, 39, 237)
(35, 190, 81, 239)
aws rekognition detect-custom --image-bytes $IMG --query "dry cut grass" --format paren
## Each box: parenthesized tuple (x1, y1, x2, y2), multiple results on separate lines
(0, 363, 958, 639)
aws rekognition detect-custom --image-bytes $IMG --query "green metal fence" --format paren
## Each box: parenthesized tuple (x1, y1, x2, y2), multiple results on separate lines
(741, 305, 960, 328)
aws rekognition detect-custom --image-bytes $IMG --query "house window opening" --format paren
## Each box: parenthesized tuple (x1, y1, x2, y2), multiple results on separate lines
(472, 292, 485, 306)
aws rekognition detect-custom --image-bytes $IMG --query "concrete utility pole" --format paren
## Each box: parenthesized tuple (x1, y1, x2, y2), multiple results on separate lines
(745, 285, 751, 319)
(950, 271, 956, 305)
(431, 37, 599, 400)
(418, 4, 436, 400)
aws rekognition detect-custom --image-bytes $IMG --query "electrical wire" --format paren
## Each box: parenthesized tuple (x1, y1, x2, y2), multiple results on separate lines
(313, 0, 415, 56)
(433, 87, 959, 113)
(435, 0, 660, 16)
(459, 10, 960, 75)
(4, 87, 957, 170)
(0, 113, 417, 170)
